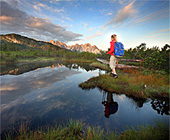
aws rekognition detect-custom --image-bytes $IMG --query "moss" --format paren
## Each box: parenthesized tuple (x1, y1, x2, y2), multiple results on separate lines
(79, 72, 169, 99)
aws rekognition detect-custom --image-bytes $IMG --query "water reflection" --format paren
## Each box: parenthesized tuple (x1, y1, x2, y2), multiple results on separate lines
(102, 92, 118, 118)
(1, 61, 97, 75)
(151, 99, 169, 115)
(131, 98, 147, 108)
(1, 62, 169, 137)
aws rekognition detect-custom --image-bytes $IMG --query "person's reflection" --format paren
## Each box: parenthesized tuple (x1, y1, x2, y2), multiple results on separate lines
(102, 92, 118, 118)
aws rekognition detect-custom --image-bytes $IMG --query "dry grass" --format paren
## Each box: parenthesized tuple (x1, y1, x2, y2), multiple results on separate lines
(122, 69, 169, 86)
(79, 69, 169, 99)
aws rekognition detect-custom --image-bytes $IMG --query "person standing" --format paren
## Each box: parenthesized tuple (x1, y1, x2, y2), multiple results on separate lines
(107, 34, 118, 79)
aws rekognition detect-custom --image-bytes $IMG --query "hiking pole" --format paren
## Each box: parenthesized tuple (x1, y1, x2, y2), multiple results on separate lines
(105, 55, 106, 77)
(105, 53, 108, 78)
(105, 52, 109, 78)
(107, 53, 109, 73)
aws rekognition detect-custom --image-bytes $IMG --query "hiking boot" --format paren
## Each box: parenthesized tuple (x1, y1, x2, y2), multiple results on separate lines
(113, 74, 118, 79)
(110, 73, 118, 79)
(110, 73, 114, 76)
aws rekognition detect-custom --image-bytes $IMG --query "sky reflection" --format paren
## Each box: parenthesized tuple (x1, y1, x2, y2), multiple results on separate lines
(0, 65, 169, 134)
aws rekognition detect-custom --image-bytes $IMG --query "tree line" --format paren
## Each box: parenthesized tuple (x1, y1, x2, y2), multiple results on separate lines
(0, 41, 169, 73)
(123, 43, 169, 73)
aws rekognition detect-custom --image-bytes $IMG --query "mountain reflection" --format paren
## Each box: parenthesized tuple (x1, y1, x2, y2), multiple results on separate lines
(1, 61, 96, 75)
(102, 92, 118, 118)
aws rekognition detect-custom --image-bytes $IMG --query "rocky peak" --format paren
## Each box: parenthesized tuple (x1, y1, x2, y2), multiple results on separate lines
(49, 40, 101, 54)
(50, 40, 67, 49)
(67, 43, 101, 54)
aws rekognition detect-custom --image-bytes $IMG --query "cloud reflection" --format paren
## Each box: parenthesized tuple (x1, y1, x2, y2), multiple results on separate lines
(1, 66, 81, 131)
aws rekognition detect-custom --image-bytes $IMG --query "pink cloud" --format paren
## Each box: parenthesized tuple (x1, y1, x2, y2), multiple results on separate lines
(105, 0, 137, 27)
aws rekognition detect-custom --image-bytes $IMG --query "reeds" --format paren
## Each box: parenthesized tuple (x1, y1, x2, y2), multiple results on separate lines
(4, 120, 168, 140)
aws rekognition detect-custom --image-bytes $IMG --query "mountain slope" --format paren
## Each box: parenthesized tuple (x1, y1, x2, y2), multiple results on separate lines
(0, 34, 65, 51)
(0, 33, 101, 54)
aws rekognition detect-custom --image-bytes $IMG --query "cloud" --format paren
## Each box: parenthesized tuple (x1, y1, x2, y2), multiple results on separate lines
(33, 4, 41, 11)
(0, 15, 13, 22)
(83, 23, 88, 28)
(128, 4, 169, 28)
(145, 29, 170, 38)
(33, 2, 64, 13)
(145, 33, 169, 38)
(3, 0, 19, 7)
(151, 29, 170, 34)
(0, 1, 82, 42)
(106, 12, 112, 16)
(85, 30, 103, 40)
(105, 0, 136, 27)
(88, 27, 93, 31)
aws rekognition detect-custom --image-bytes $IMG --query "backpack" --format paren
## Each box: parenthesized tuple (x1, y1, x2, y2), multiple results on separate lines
(114, 42, 124, 57)
(109, 102, 118, 115)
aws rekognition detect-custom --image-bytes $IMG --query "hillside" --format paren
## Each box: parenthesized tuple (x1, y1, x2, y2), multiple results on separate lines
(0, 34, 65, 51)
(0, 34, 101, 54)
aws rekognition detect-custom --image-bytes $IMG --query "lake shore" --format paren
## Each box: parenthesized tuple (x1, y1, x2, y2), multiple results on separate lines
(0, 57, 96, 75)
(80, 62, 169, 99)
(1, 58, 169, 99)
(79, 74, 169, 99)
(3, 120, 168, 140)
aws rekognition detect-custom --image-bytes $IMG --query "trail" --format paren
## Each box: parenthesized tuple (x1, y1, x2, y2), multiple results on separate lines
(97, 58, 140, 69)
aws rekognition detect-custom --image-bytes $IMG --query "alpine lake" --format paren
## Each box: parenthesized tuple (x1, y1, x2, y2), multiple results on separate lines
(0, 60, 169, 137)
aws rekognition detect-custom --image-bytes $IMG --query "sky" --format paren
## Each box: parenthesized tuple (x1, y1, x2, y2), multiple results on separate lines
(0, 0, 169, 50)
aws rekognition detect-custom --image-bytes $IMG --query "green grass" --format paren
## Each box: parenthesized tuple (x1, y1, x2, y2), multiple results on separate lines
(90, 62, 110, 70)
(62, 57, 95, 63)
(79, 69, 169, 99)
(0, 50, 97, 65)
(118, 61, 140, 66)
(17, 57, 60, 63)
(4, 121, 169, 140)
(1, 56, 96, 66)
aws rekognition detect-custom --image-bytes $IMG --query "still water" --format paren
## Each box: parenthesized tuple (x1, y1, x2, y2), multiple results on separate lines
(0, 62, 169, 135)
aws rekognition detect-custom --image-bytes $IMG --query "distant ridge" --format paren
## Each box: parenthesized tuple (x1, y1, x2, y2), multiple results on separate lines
(0, 34, 65, 51)
(0, 33, 101, 54)
(50, 40, 101, 54)
(50, 40, 67, 49)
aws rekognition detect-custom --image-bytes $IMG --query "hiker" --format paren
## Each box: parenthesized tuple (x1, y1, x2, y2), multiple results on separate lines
(102, 92, 118, 118)
(107, 34, 118, 79)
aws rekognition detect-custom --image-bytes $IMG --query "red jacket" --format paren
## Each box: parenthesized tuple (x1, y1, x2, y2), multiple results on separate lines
(107, 40, 115, 56)
(104, 102, 109, 115)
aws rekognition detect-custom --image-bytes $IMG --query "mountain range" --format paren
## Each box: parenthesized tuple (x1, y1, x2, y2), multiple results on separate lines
(0, 33, 101, 54)
(50, 40, 101, 54)
(0, 34, 63, 51)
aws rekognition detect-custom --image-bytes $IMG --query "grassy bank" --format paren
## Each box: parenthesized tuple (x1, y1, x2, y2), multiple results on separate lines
(90, 62, 110, 70)
(16, 57, 95, 63)
(4, 120, 168, 140)
(79, 64, 169, 99)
